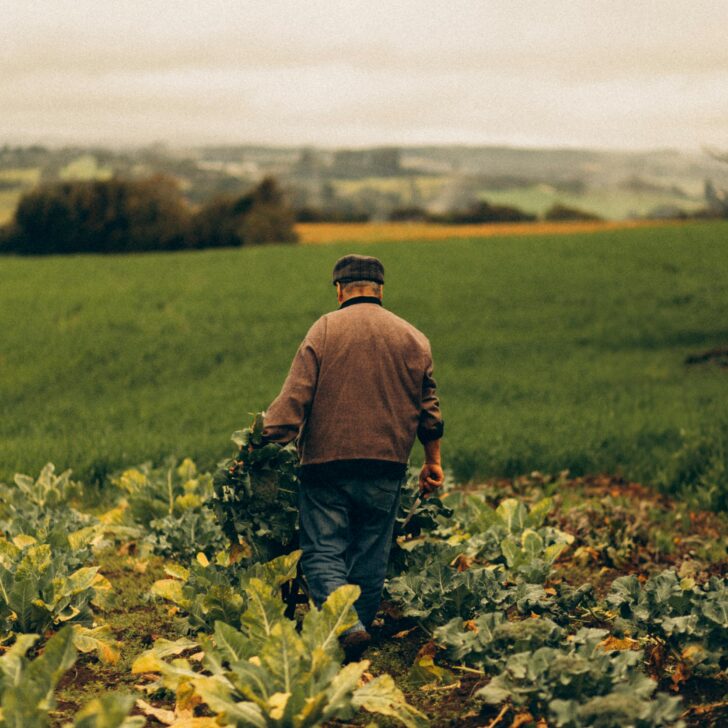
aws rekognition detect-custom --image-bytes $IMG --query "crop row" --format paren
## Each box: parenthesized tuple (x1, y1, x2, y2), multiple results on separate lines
(1, 414, 725, 726)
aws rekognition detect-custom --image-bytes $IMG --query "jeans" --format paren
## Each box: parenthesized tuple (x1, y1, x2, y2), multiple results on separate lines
(298, 471, 404, 629)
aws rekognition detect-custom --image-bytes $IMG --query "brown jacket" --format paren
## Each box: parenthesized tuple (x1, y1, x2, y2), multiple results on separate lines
(262, 297, 443, 466)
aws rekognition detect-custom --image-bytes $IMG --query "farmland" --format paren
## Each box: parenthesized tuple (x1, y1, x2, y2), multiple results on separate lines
(1, 220, 727, 726)
(1, 423, 726, 725)
(2, 221, 727, 504)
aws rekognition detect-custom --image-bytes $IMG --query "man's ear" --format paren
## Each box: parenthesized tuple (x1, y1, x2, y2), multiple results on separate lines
(336, 282, 343, 303)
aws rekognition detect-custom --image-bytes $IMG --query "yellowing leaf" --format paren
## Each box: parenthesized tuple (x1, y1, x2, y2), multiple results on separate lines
(598, 635, 639, 651)
(151, 579, 190, 608)
(164, 563, 190, 581)
(132, 637, 198, 674)
(353, 673, 428, 727)
(196, 553, 209, 567)
(136, 698, 177, 724)
(12, 534, 37, 549)
(98, 504, 128, 525)
(73, 624, 122, 664)
(175, 493, 202, 511)
(68, 526, 98, 550)
(66, 566, 101, 595)
(681, 644, 707, 664)
(268, 692, 291, 720)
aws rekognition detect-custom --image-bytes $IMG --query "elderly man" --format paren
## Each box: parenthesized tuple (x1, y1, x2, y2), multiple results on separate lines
(261, 253, 444, 655)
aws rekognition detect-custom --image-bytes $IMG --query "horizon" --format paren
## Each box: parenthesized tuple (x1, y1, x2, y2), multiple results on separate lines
(0, 139, 717, 157)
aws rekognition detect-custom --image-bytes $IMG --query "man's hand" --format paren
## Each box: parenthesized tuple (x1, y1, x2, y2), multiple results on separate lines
(419, 462, 444, 497)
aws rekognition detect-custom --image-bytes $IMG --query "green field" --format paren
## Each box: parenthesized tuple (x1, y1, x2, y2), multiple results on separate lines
(2, 221, 727, 504)
(480, 184, 706, 219)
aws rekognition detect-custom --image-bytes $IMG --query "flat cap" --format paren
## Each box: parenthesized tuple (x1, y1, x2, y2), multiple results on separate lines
(332, 254, 385, 286)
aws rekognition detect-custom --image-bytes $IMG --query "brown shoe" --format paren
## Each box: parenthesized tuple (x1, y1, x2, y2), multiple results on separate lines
(340, 629, 372, 662)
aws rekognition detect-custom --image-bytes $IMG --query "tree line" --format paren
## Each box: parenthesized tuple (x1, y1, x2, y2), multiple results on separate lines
(0, 172, 614, 257)
(0, 176, 297, 255)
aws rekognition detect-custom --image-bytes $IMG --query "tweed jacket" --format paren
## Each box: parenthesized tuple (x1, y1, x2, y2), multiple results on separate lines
(262, 297, 443, 467)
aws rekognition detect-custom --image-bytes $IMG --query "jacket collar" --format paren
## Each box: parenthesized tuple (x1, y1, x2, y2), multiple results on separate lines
(339, 295, 383, 310)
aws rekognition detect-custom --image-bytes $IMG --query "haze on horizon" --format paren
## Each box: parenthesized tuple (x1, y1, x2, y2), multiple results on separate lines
(3, 0, 728, 152)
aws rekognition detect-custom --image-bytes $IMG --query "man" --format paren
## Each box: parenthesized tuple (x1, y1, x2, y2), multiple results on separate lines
(261, 253, 444, 655)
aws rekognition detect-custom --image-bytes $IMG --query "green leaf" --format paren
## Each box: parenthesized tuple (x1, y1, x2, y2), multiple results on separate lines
(701, 596, 728, 627)
(321, 660, 369, 720)
(543, 542, 567, 564)
(521, 529, 544, 560)
(243, 550, 301, 590)
(495, 499, 527, 533)
(525, 497, 553, 528)
(0, 634, 39, 685)
(193, 673, 268, 728)
(213, 621, 251, 663)
(8, 576, 39, 632)
(499, 536, 520, 568)
(476, 674, 512, 705)
(70, 693, 145, 728)
(301, 584, 360, 657)
(260, 619, 305, 694)
(241, 577, 287, 651)
(2, 627, 77, 727)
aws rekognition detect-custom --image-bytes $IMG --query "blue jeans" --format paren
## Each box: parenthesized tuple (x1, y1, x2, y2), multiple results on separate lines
(298, 471, 404, 629)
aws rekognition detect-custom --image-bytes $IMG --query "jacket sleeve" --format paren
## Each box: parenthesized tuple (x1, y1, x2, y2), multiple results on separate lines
(417, 343, 444, 444)
(261, 319, 325, 445)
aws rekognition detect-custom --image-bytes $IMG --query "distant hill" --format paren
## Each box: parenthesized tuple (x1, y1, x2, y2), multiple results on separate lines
(2, 142, 727, 223)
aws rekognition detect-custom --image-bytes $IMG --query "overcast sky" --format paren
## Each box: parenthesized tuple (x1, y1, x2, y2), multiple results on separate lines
(2, 1, 727, 150)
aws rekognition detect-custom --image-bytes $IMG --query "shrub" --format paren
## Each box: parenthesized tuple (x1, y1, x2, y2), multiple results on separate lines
(190, 176, 298, 247)
(8, 175, 190, 254)
(544, 203, 602, 221)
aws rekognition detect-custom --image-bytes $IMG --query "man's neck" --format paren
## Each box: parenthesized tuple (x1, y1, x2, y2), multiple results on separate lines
(339, 295, 383, 309)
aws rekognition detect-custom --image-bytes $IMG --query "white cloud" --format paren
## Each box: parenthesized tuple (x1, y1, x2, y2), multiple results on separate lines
(2, 0, 728, 148)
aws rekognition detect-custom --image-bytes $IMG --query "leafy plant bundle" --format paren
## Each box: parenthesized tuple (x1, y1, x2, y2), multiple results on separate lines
(606, 569, 728, 679)
(137, 551, 426, 727)
(395, 474, 454, 539)
(212, 413, 300, 563)
(477, 628, 685, 728)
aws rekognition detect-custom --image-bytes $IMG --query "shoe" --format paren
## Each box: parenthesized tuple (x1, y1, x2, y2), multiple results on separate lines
(340, 628, 372, 662)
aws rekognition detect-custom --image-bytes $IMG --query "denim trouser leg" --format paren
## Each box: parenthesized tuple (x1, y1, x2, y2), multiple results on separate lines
(298, 473, 402, 629)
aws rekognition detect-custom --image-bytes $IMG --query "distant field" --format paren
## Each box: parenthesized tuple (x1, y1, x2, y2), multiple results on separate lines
(0, 191, 19, 225)
(2, 221, 727, 507)
(481, 184, 706, 219)
(296, 219, 678, 244)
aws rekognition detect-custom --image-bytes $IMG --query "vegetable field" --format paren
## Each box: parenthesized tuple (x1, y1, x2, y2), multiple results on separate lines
(1, 220, 727, 725)
(0, 415, 725, 726)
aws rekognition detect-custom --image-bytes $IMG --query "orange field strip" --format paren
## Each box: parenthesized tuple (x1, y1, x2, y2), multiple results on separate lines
(295, 219, 681, 244)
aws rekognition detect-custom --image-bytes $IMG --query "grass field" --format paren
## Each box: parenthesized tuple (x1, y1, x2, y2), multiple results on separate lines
(2, 221, 727, 505)
(480, 184, 706, 219)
